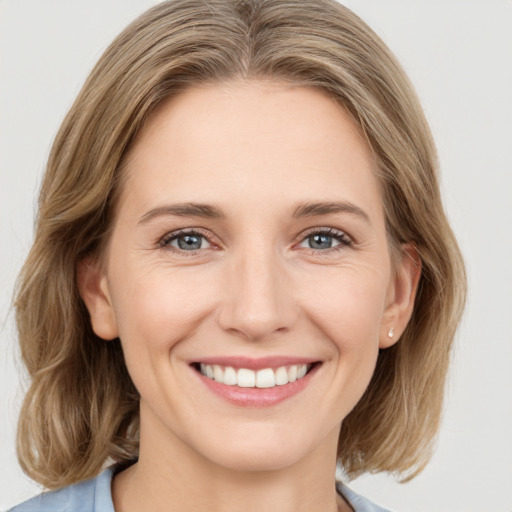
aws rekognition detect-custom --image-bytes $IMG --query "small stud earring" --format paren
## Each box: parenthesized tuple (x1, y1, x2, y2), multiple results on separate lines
(387, 327, 395, 339)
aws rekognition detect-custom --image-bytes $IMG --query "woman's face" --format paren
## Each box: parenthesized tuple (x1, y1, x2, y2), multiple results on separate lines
(81, 80, 418, 472)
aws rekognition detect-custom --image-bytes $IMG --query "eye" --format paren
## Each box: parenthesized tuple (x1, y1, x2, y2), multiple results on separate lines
(160, 230, 212, 252)
(298, 228, 352, 251)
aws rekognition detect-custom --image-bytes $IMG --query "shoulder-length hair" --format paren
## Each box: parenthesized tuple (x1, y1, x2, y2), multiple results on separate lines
(15, 0, 466, 488)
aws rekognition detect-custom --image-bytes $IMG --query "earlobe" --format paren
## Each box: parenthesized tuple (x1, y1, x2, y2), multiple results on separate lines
(380, 243, 422, 348)
(76, 258, 119, 341)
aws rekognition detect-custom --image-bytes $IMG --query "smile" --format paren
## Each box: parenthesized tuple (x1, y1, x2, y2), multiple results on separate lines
(197, 363, 312, 388)
(190, 358, 320, 407)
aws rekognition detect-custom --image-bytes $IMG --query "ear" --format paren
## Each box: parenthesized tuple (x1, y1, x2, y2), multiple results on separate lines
(380, 243, 421, 349)
(76, 257, 119, 341)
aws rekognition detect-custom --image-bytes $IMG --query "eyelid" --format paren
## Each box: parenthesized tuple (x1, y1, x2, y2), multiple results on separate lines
(299, 226, 353, 242)
(295, 226, 354, 251)
(157, 226, 354, 255)
(159, 227, 220, 252)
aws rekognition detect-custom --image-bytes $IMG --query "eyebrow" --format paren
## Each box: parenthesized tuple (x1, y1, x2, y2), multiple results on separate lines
(292, 201, 370, 223)
(138, 200, 370, 225)
(138, 202, 226, 225)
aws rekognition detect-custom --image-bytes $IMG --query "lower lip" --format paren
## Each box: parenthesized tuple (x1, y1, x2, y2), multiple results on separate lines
(193, 365, 320, 407)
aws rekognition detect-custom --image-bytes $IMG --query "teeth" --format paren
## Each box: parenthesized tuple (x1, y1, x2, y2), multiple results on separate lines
(213, 365, 224, 383)
(198, 363, 312, 388)
(223, 366, 237, 386)
(275, 366, 289, 385)
(297, 364, 308, 379)
(256, 368, 275, 388)
(237, 368, 256, 387)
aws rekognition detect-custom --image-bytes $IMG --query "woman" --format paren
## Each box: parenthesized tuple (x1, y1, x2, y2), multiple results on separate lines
(10, 1, 466, 511)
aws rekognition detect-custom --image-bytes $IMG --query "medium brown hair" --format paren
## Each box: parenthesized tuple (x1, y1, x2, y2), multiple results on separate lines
(15, 0, 466, 488)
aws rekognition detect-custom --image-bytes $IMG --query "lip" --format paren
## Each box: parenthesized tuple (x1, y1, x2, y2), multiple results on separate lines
(190, 357, 321, 407)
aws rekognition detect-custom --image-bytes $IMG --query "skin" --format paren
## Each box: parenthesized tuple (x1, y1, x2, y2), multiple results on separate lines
(79, 80, 420, 512)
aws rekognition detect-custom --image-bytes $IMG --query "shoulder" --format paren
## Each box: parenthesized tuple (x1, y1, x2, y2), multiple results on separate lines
(337, 482, 393, 512)
(7, 468, 115, 512)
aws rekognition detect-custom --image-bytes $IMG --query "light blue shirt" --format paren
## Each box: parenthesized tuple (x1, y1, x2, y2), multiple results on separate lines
(8, 468, 391, 512)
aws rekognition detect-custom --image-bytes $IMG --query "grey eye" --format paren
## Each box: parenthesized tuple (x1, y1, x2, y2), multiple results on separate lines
(298, 229, 351, 252)
(171, 234, 210, 251)
(307, 233, 338, 250)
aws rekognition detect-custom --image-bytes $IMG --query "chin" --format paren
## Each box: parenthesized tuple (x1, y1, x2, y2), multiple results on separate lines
(193, 423, 327, 473)
(207, 444, 305, 473)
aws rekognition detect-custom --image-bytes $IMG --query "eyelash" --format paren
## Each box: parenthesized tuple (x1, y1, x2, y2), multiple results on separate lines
(158, 227, 353, 256)
(299, 227, 353, 254)
(159, 228, 214, 254)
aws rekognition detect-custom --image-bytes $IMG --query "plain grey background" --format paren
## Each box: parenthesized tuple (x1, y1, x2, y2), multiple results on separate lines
(1, 1, 511, 510)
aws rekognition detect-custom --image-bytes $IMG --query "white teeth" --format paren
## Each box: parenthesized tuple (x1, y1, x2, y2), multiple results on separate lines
(256, 368, 275, 388)
(237, 368, 256, 388)
(198, 363, 312, 388)
(223, 366, 237, 386)
(297, 364, 308, 379)
(275, 366, 289, 386)
(213, 365, 224, 383)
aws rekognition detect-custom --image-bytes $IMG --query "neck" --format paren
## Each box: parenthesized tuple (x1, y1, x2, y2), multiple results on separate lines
(112, 408, 349, 512)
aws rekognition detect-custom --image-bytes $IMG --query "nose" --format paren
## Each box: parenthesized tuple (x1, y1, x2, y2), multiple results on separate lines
(216, 244, 298, 342)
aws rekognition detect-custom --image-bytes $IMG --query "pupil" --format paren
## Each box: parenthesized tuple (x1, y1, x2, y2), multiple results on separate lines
(178, 235, 202, 250)
(310, 234, 332, 249)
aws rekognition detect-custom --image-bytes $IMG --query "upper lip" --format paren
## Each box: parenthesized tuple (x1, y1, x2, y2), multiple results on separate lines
(190, 356, 320, 370)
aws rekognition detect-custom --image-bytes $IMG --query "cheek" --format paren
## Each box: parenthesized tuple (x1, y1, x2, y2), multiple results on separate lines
(297, 264, 389, 349)
(121, 278, 205, 343)
(303, 270, 387, 414)
(108, 266, 217, 374)
(107, 268, 220, 418)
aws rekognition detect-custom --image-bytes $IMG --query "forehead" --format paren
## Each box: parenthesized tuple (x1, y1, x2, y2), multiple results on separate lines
(119, 80, 382, 222)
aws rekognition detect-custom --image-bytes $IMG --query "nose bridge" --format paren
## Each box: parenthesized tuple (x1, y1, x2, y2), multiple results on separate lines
(217, 240, 296, 341)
